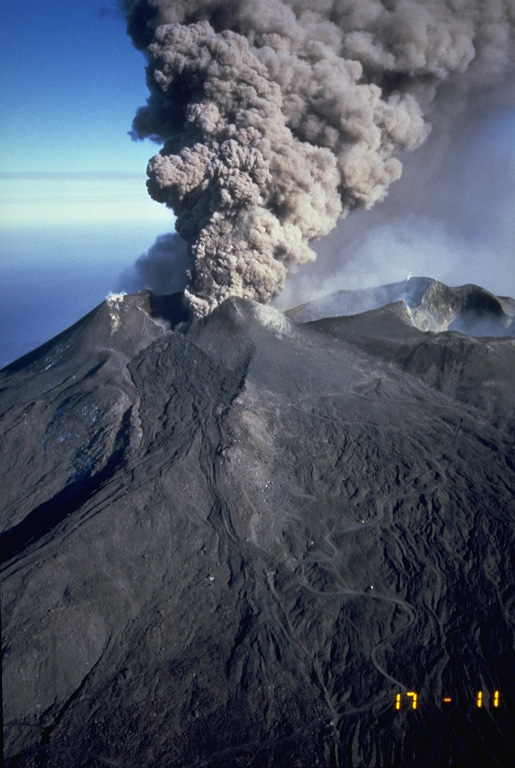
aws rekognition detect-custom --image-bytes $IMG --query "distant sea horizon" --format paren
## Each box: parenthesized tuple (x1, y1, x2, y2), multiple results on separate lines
(0, 223, 173, 369)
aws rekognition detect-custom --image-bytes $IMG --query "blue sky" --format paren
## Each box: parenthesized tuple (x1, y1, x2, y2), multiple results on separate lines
(0, 0, 174, 366)
(0, 0, 514, 366)
(0, 0, 172, 222)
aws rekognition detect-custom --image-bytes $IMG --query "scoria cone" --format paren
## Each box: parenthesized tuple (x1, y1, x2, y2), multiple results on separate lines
(1, 283, 514, 767)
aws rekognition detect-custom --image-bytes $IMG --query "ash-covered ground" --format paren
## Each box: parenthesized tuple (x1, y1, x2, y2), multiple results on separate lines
(1, 280, 514, 767)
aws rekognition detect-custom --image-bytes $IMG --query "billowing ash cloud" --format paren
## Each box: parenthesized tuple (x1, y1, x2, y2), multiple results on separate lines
(120, 0, 515, 317)
(120, 232, 191, 294)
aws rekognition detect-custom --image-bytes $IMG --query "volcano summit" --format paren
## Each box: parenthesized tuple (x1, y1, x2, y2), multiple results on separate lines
(1, 280, 514, 767)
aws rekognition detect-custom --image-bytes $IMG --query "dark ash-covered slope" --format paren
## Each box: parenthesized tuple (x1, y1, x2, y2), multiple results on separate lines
(1, 287, 514, 768)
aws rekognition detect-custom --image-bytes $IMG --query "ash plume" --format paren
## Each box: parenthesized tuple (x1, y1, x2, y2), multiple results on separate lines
(120, 232, 191, 294)
(121, 1, 515, 317)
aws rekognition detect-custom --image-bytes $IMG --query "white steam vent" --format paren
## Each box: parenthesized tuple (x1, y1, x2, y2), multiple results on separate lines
(253, 304, 296, 338)
(106, 292, 127, 333)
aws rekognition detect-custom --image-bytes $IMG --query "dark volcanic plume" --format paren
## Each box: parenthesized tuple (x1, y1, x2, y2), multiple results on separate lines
(121, 0, 514, 316)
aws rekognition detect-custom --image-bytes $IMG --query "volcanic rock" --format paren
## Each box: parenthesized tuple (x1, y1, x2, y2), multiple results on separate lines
(287, 277, 515, 337)
(1, 284, 514, 767)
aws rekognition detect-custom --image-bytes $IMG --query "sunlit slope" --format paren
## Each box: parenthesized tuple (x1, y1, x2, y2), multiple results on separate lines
(287, 277, 515, 336)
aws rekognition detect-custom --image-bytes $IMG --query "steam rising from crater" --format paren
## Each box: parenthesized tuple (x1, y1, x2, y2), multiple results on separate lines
(120, 0, 515, 317)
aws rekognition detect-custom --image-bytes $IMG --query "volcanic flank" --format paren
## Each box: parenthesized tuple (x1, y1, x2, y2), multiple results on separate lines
(1, 281, 514, 768)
